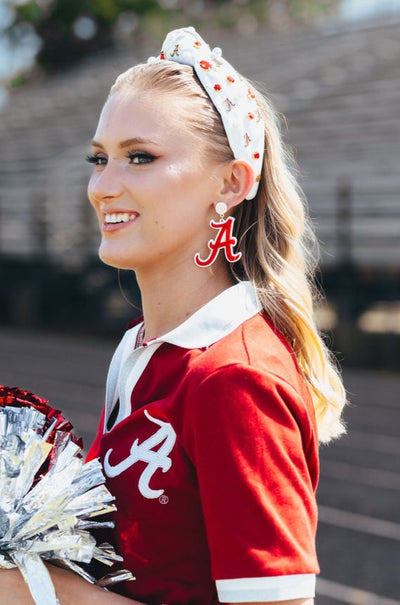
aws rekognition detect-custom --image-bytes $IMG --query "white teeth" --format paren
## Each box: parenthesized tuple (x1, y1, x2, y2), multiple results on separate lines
(104, 213, 135, 224)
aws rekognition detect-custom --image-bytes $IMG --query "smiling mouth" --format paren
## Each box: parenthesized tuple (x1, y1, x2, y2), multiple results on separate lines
(104, 212, 137, 224)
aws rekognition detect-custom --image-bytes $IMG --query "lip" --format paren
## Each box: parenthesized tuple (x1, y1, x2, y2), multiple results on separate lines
(100, 209, 138, 232)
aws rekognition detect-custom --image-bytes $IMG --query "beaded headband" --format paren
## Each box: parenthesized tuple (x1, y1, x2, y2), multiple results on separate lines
(148, 26, 264, 200)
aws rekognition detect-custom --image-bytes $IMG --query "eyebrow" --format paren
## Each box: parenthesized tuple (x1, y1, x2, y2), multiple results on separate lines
(90, 137, 159, 149)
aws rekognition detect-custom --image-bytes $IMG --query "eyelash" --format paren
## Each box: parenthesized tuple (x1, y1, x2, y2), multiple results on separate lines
(85, 152, 156, 166)
(86, 154, 106, 166)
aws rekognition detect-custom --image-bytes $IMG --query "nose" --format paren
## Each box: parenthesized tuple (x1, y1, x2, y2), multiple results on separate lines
(88, 162, 124, 206)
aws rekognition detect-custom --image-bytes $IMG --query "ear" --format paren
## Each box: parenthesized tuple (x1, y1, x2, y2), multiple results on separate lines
(218, 159, 255, 209)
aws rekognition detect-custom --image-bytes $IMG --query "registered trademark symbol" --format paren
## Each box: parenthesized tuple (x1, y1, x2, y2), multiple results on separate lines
(159, 494, 169, 504)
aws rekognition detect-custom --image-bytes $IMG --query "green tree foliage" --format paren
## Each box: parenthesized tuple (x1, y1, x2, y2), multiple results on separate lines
(4, 0, 337, 78)
(14, 0, 160, 72)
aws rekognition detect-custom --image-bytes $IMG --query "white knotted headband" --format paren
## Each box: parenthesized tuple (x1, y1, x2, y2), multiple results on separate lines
(148, 26, 265, 200)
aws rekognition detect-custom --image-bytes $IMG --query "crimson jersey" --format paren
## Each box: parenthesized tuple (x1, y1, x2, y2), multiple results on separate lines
(87, 282, 319, 604)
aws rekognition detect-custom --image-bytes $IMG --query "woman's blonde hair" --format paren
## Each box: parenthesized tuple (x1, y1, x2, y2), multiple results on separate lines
(110, 60, 347, 443)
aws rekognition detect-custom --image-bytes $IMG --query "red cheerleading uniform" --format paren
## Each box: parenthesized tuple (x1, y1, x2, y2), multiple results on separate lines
(87, 281, 320, 604)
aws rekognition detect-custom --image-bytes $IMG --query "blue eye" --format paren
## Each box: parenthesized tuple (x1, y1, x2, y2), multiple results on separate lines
(128, 152, 157, 164)
(86, 154, 107, 166)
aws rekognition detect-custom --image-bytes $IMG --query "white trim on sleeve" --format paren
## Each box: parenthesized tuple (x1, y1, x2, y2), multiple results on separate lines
(216, 573, 316, 603)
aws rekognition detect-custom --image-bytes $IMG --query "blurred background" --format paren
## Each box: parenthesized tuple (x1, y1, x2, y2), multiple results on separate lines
(1, 0, 400, 364)
(0, 1, 399, 604)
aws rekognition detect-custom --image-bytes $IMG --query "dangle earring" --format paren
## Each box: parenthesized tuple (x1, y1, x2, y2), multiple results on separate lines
(194, 202, 242, 268)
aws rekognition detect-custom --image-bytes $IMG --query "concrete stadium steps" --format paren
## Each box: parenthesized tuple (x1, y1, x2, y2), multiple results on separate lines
(0, 18, 399, 266)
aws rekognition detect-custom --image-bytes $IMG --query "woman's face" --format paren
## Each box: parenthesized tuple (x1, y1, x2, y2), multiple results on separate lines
(88, 88, 227, 273)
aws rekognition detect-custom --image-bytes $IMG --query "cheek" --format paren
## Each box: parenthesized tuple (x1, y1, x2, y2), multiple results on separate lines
(87, 173, 107, 215)
(87, 177, 97, 208)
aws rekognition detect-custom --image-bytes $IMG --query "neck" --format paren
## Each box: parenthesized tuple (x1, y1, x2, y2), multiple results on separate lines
(136, 261, 235, 341)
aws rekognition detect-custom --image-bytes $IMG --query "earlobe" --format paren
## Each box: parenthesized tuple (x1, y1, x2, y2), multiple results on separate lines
(220, 159, 255, 209)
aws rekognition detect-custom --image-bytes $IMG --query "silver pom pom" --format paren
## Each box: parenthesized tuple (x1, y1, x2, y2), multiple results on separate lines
(0, 404, 134, 605)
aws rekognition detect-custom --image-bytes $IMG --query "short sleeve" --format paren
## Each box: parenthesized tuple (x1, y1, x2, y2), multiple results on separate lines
(181, 363, 319, 602)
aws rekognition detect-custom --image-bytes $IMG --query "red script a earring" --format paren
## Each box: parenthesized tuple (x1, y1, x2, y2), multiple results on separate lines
(194, 202, 242, 268)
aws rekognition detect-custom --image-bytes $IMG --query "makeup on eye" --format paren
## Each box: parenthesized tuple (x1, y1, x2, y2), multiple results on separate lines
(85, 151, 157, 166)
(127, 151, 157, 164)
(86, 154, 107, 166)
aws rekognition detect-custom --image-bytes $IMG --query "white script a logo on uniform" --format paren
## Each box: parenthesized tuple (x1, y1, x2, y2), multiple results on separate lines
(104, 410, 177, 499)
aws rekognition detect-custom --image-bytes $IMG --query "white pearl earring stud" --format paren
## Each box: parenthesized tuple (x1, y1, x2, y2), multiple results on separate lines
(215, 202, 227, 218)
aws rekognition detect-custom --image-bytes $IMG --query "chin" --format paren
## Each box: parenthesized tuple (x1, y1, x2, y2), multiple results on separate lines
(98, 243, 137, 271)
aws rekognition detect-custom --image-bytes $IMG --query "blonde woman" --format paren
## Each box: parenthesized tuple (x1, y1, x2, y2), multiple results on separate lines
(0, 27, 346, 605)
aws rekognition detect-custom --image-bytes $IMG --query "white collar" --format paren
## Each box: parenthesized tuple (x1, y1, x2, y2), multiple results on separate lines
(104, 281, 262, 430)
(143, 280, 262, 350)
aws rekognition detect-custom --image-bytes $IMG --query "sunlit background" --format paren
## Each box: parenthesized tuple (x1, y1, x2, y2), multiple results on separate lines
(1, 2, 400, 604)
(1, 0, 399, 365)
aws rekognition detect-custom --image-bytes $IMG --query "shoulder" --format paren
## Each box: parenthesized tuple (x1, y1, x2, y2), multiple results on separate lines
(184, 312, 309, 402)
(177, 312, 317, 445)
